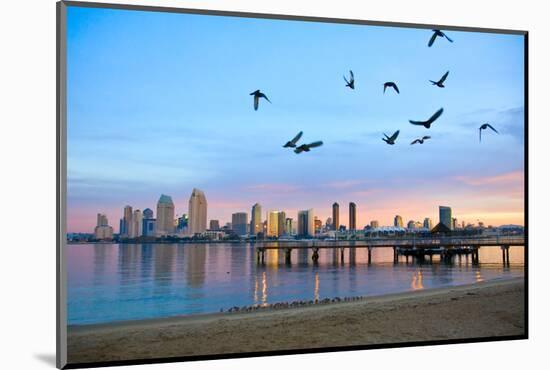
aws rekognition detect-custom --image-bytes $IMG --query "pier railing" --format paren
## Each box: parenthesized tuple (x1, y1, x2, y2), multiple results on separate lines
(255, 235, 525, 249)
(254, 235, 524, 265)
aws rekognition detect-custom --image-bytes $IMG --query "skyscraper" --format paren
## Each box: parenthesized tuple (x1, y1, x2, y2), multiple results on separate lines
(121, 205, 133, 237)
(394, 215, 403, 227)
(94, 213, 113, 240)
(143, 218, 156, 237)
(439, 206, 452, 229)
(297, 209, 315, 237)
(314, 217, 322, 234)
(97, 213, 108, 227)
(332, 202, 339, 231)
(209, 219, 220, 230)
(156, 194, 175, 236)
(349, 202, 357, 231)
(370, 220, 379, 228)
(267, 211, 279, 237)
(232, 212, 248, 236)
(423, 217, 433, 230)
(131, 209, 143, 237)
(250, 203, 262, 236)
(278, 211, 286, 236)
(188, 188, 207, 235)
(285, 218, 293, 236)
(407, 220, 416, 229)
(143, 208, 154, 220)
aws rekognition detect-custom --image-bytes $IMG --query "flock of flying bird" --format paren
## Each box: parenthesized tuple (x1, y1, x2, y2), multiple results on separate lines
(249, 29, 499, 154)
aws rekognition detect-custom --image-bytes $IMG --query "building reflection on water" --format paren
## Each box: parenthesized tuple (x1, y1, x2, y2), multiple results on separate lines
(411, 270, 424, 290)
(68, 243, 524, 325)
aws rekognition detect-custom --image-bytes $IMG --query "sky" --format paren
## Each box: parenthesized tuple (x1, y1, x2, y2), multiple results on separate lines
(66, 6, 525, 233)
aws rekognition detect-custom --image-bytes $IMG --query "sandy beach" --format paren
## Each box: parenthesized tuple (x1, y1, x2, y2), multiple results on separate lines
(67, 277, 525, 365)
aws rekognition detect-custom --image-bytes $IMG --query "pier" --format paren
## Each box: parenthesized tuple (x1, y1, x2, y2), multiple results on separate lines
(254, 235, 524, 265)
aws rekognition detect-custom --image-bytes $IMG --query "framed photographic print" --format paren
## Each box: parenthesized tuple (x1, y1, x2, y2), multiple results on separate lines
(57, 1, 527, 368)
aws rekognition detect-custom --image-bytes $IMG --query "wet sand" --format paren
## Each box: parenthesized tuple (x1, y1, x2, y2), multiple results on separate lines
(67, 277, 525, 365)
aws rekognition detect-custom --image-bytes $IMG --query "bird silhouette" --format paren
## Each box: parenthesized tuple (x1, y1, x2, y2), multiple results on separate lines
(411, 136, 431, 145)
(343, 70, 355, 89)
(294, 141, 323, 154)
(428, 29, 453, 47)
(479, 123, 499, 142)
(382, 130, 400, 145)
(430, 71, 449, 88)
(283, 131, 303, 148)
(250, 90, 271, 111)
(409, 108, 444, 129)
(383, 82, 400, 94)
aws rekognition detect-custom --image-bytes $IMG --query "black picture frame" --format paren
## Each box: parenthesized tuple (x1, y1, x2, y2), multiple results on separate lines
(56, 1, 529, 368)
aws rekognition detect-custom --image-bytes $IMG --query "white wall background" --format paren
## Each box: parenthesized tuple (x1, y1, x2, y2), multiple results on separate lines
(0, 0, 547, 369)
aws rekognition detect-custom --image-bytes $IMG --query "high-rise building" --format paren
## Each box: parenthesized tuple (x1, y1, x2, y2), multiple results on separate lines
(250, 203, 262, 236)
(97, 213, 108, 227)
(332, 202, 340, 231)
(370, 220, 379, 228)
(143, 208, 154, 220)
(423, 217, 433, 230)
(143, 218, 156, 237)
(439, 206, 452, 229)
(121, 205, 133, 237)
(232, 212, 248, 236)
(209, 219, 220, 231)
(94, 213, 113, 240)
(407, 220, 416, 229)
(314, 217, 322, 234)
(278, 211, 286, 236)
(297, 209, 315, 237)
(131, 209, 143, 237)
(285, 218, 293, 235)
(267, 211, 279, 237)
(349, 202, 357, 231)
(394, 215, 403, 228)
(156, 194, 175, 236)
(188, 188, 207, 235)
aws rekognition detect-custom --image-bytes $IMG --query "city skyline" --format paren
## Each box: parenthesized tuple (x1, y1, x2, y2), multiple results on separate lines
(66, 7, 525, 233)
(80, 187, 520, 237)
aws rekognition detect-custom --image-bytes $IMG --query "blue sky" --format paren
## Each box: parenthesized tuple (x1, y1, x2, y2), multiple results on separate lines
(66, 6, 525, 232)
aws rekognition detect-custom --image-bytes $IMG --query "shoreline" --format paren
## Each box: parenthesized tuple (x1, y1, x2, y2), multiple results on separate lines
(69, 276, 523, 330)
(68, 277, 525, 364)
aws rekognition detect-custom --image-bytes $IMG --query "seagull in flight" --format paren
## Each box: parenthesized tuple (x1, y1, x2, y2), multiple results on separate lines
(382, 130, 400, 145)
(479, 123, 499, 142)
(428, 29, 453, 47)
(250, 90, 271, 111)
(411, 136, 431, 145)
(409, 108, 444, 129)
(294, 141, 323, 154)
(343, 70, 355, 89)
(383, 82, 400, 94)
(430, 71, 450, 88)
(283, 131, 303, 148)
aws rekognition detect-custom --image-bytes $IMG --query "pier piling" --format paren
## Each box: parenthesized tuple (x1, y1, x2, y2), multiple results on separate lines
(368, 247, 372, 264)
(312, 248, 319, 263)
(501, 245, 510, 265)
(284, 248, 292, 264)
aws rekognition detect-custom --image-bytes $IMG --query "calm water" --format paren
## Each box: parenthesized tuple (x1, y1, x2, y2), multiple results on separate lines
(67, 243, 524, 325)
